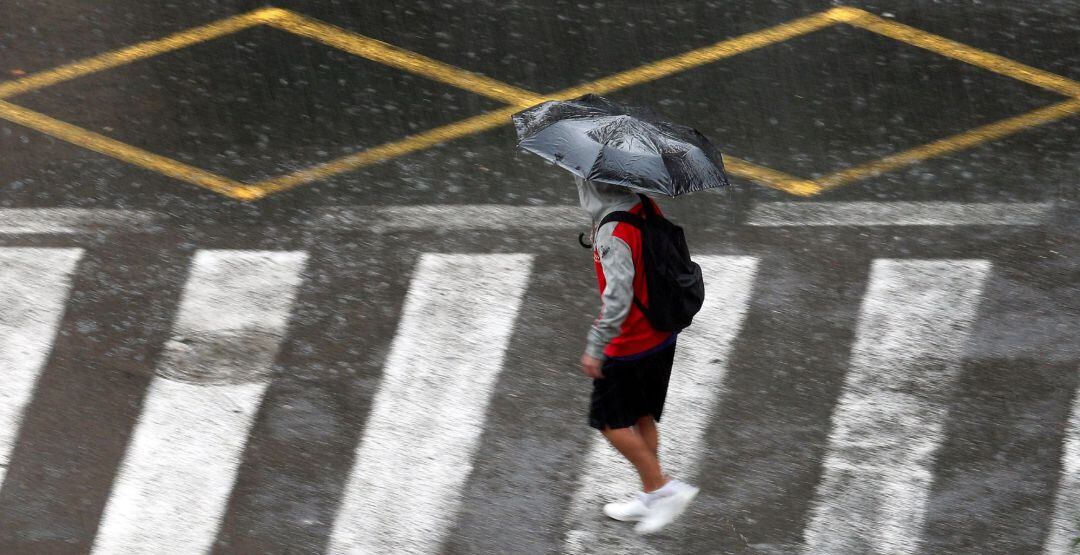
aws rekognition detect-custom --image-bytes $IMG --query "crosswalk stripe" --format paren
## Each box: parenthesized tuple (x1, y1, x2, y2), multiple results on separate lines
(327, 253, 533, 555)
(801, 259, 991, 555)
(745, 201, 1053, 226)
(0, 208, 160, 234)
(1044, 383, 1080, 555)
(563, 255, 760, 554)
(3, 245, 1071, 551)
(0, 248, 83, 486)
(315, 205, 587, 232)
(90, 250, 307, 555)
(0, 203, 1055, 237)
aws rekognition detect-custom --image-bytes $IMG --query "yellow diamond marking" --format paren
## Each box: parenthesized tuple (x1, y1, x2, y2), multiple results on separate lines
(0, 6, 1077, 200)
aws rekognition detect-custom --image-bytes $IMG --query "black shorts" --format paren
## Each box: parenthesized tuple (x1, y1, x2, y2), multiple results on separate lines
(588, 342, 676, 430)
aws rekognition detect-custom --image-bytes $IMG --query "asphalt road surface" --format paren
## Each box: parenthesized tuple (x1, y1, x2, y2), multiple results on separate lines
(1, 1, 1078, 554)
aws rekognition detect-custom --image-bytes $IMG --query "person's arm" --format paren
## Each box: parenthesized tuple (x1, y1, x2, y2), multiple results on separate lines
(585, 225, 635, 361)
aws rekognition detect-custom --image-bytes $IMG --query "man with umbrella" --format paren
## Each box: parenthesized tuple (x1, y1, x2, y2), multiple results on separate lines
(514, 94, 729, 535)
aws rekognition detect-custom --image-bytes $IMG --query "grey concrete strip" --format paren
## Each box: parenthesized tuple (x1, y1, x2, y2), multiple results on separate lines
(92, 250, 308, 555)
(745, 202, 1054, 226)
(802, 259, 991, 555)
(919, 247, 1080, 555)
(445, 250, 602, 555)
(328, 253, 534, 554)
(1045, 386, 1080, 555)
(0, 243, 191, 553)
(214, 240, 418, 554)
(0, 208, 161, 233)
(314, 205, 588, 232)
(0, 248, 82, 486)
(676, 250, 871, 553)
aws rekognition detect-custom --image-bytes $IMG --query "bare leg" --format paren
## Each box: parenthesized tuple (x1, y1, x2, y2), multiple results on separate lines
(601, 426, 668, 492)
(635, 415, 659, 457)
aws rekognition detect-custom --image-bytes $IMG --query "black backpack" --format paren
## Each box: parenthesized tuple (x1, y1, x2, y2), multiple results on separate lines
(596, 194, 705, 332)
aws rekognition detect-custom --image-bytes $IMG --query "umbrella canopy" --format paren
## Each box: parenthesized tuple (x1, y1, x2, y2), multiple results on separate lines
(512, 94, 730, 197)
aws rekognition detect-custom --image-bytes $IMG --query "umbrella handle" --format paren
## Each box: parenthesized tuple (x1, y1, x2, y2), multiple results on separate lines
(578, 232, 593, 249)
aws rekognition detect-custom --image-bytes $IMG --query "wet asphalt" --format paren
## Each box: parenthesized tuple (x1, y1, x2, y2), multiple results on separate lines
(1, 1, 1079, 554)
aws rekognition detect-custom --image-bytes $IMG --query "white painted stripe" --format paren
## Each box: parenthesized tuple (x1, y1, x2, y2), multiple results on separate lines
(564, 256, 760, 554)
(1044, 383, 1080, 555)
(0, 248, 82, 485)
(0, 208, 160, 234)
(91, 250, 307, 555)
(746, 202, 1052, 226)
(802, 259, 991, 555)
(315, 205, 586, 232)
(0, 203, 1050, 236)
(328, 253, 533, 555)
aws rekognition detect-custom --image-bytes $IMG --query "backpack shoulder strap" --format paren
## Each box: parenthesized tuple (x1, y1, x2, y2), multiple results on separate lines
(636, 193, 663, 220)
(597, 209, 651, 317)
(581, 210, 642, 250)
(598, 210, 644, 229)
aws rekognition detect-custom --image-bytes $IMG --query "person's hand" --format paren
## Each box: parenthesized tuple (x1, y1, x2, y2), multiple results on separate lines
(581, 353, 604, 379)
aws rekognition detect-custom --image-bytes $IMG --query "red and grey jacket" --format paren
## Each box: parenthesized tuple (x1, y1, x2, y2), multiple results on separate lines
(576, 177, 674, 360)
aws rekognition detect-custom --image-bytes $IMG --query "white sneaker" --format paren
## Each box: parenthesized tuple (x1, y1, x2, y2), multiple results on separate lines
(634, 480, 699, 535)
(603, 493, 649, 522)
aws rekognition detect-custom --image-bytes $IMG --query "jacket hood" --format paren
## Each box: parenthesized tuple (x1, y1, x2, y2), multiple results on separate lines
(575, 176, 640, 226)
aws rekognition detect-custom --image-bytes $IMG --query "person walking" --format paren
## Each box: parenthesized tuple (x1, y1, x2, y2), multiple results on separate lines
(575, 176, 700, 535)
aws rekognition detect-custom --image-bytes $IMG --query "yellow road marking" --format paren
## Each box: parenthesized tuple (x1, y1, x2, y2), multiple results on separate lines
(841, 9, 1080, 97)
(267, 11, 544, 107)
(0, 11, 268, 100)
(0, 100, 253, 199)
(1, 5, 1077, 201)
(249, 109, 808, 197)
(555, 11, 837, 99)
(815, 98, 1080, 191)
(247, 7, 294, 23)
(823, 6, 873, 23)
(256, 5, 1079, 197)
(249, 106, 522, 198)
(250, 10, 845, 197)
(724, 158, 821, 196)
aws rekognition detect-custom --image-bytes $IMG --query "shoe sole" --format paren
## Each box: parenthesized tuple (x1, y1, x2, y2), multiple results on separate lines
(634, 488, 699, 535)
(603, 506, 647, 522)
(604, 513, 645, 522)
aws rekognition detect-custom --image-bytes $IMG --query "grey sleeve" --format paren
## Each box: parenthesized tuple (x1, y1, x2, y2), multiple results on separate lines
(585, 224, 635, 359)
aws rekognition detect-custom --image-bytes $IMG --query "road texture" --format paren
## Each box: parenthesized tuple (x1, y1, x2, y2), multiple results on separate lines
(1, 1, 1078, 553)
